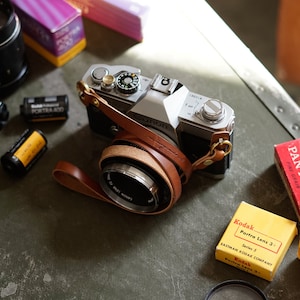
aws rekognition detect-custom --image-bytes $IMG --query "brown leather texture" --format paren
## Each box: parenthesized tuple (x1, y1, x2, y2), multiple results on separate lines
(77, 81, 193, 180)
(52, 82, 232, 215)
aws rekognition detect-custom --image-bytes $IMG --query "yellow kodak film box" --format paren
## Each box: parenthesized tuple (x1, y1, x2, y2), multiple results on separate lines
(215, 201, 297, 281)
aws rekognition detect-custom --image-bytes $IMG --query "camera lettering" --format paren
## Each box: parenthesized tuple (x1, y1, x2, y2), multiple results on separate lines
(288, 145, 300, 175)
(80, 64, 235, 214)
(83, 64, 235, 173)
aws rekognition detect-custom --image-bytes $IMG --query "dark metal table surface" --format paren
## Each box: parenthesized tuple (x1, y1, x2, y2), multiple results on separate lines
(1, 1, 299, 299)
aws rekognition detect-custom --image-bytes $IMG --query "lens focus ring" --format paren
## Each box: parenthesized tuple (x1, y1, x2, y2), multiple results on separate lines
(100, 163, 159, 213)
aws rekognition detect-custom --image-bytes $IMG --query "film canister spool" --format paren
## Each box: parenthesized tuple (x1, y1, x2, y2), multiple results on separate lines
(1, 129, 47, 176)
(205, 280, 267, 300)
(20, 95, 69, 122)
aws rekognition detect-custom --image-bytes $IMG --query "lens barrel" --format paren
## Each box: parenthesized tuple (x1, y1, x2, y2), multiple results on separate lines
(0, 0, 28, 99)
(100, 162, 160, 213)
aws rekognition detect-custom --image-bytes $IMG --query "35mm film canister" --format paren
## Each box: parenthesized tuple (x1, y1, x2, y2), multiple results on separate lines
(20, 95, 69, 122)
(1, 129, 47, 176)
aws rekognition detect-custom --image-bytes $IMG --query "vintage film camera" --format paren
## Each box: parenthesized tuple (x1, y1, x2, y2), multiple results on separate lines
(77, 64, 235, 213)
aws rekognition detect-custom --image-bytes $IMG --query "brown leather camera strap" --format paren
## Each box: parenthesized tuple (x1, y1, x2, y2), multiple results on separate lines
(53, 160, 110, 203)
(76, 81, 231, 180)
(52, 81, 232, 214)
(53, 143, 182, 215)
(108, 132, 183, 198)
(77, 81, 193, 181)
(99, 143, 182, 212)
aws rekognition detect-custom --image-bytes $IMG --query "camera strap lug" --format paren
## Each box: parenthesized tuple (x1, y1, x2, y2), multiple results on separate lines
(192, 132, 232, 170)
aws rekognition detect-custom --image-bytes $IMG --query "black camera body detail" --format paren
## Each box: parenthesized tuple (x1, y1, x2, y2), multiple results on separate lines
(82, 64, 235, 178)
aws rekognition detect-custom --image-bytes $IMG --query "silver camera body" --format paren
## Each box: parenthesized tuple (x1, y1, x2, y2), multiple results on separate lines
(82, 64, 235, 177)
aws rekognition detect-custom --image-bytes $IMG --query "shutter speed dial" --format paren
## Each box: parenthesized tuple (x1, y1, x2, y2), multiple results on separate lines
(116, 72, 140, 94)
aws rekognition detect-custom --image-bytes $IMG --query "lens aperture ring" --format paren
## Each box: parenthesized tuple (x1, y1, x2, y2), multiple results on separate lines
(100, 163, 159, 213)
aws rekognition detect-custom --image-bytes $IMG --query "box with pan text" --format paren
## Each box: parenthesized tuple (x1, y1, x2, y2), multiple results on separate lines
(274, 138, 300, 221)
(274, 138, 300, 260)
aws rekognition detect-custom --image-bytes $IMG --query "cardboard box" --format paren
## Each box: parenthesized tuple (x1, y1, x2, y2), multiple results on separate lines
(215, 202, 297, 281)
(65, 0, 150, 41)
(274, 138, 300, 221)
(12, 0, 86, 67)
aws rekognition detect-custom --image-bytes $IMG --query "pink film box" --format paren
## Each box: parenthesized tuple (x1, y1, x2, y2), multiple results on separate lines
(65, 0, 150, 41)
(274, 138, 300, 220)
(12, 0, 86, 67)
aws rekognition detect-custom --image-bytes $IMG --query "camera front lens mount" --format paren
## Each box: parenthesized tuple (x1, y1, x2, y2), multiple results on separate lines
(98, 142, 175, 214)
(100, 162, 160, 213)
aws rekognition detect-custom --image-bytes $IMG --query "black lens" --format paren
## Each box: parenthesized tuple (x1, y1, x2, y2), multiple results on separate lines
(100, 162, 160, 213)
(0, 0, 28, 99)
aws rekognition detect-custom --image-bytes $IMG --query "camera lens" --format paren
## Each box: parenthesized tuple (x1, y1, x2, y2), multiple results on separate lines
(0, 0, 28, 99)
(100, 162, 160, 213)
(99, 143, 173, 213)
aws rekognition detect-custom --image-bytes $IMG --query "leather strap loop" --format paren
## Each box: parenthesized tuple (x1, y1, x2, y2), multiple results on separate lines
(192, 131, 232, 170)
(192, 149, 225, 170)
(111, 132, 182, 201)
(52, 160, 110, 202)
(53, 148, 179, 214)
(99, 144, 180, 213)
(77, 81, 193, 181)
(51, 81, 233, 215)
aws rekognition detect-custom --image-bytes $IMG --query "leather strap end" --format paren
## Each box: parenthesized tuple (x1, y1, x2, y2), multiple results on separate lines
(52, 160, 109, 203)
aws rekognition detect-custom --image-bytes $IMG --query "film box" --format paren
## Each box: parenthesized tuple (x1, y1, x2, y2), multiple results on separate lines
(274, 138, 300, 260)
(65, 0, 150, 41)
(274, 138, 300, 221)
(12, 0, 86, 67)
(215, 202, 297, 281)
